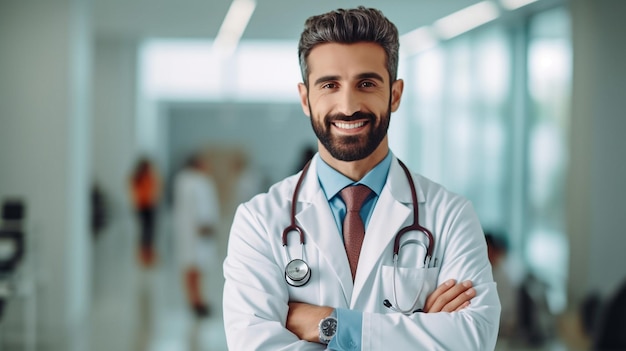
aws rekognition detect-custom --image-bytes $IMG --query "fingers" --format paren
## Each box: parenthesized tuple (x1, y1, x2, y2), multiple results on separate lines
(440, 282, 475, 312)
(454, 301, 471, 312)
(425, 280, 475, 313)
(423, 279, 456, 312)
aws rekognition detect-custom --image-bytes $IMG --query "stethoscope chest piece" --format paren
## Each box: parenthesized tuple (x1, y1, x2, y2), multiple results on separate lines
(285, 258, 311, 287)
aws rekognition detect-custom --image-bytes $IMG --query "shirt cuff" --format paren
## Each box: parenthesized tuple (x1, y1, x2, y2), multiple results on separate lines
(328, 308, 362, 351)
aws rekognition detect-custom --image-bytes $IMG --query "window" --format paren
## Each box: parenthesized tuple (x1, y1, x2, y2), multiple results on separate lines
(140, 39, 300, 102)
(394, 5, 571, 315)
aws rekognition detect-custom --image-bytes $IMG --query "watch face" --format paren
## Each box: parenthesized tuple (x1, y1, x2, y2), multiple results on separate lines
(321, 317, 337, 337)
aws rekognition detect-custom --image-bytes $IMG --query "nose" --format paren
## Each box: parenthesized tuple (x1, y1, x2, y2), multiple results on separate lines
(335, 88, 361, 117)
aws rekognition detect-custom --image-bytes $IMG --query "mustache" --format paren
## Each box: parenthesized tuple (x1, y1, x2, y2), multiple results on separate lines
(325, 111, 376, 123)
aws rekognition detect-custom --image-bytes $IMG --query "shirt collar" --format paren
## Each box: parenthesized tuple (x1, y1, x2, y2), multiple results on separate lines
(316, 152, 392, 201)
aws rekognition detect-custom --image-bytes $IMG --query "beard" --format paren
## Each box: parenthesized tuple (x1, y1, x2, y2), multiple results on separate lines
(309, 103, 391, 162)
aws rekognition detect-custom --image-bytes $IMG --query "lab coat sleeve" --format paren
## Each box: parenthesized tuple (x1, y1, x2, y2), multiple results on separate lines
(361, 201, 501, 351)
(223, 202, 325, 351)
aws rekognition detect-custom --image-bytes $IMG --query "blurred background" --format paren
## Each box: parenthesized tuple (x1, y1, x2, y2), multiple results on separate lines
(1, 0, 625, 350)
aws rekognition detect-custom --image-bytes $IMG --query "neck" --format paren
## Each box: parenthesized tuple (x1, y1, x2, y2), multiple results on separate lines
(318, 137, 389, 181)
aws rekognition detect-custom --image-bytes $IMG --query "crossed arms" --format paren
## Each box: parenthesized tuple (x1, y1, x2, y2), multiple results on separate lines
(286, 279, 476, 343)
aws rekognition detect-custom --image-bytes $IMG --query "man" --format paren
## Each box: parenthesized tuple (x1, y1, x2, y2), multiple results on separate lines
(223, 7, 500, 350)
(174, 153, 220, 317)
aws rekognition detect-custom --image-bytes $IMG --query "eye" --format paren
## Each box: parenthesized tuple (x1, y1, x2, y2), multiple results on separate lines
(359, 81, 376, 88)
(321, 82, 337, 89)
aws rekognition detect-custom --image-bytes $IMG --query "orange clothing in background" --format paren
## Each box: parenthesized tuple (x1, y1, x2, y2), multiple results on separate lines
(131, 173, 159, 210)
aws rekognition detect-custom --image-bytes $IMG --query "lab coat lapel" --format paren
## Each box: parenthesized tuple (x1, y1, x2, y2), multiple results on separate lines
(295, 158, 353, 306)
(352, 158, 423, 301)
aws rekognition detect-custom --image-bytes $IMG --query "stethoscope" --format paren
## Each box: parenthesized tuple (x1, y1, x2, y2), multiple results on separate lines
(281, 158, 435, 315)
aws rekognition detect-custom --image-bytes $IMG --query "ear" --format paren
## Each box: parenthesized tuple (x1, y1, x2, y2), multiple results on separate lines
(298, 83, 311, 117)
(390, 79, 404, 112)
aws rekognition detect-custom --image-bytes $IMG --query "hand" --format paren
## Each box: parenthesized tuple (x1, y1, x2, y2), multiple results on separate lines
(423, 279, 475, 313)
(286, 302, 333, 343)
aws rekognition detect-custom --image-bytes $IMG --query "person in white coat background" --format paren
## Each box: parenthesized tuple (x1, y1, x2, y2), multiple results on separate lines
(223, 6, 501, 350)
(174, 153, 221, 318)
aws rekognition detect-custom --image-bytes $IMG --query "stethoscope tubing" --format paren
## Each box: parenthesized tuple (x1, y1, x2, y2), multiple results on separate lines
(281, 160, 312, 247)
(282, 157, 435, 315)
(394, 160, 435, 263)
(282, 160, 313, 286)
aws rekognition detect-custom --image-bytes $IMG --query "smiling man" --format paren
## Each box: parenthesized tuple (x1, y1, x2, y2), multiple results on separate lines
(223, 7, 500, 350)
(301, 41, 397, 179)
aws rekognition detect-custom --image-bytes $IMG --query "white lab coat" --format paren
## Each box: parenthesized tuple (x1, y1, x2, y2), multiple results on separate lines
(223, 155, 500, 350)
(173, 169, 220, 271)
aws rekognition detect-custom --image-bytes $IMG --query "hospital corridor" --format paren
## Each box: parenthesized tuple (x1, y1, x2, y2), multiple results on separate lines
(2, 0, 626, 350)
(88, 213, 227, 351)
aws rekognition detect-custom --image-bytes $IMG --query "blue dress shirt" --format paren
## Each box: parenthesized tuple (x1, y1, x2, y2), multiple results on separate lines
(315, 152, 392, 350)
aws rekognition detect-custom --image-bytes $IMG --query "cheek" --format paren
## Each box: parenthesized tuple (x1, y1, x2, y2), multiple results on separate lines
(308, 93, 327, 106)
(308, 97, 331, 117)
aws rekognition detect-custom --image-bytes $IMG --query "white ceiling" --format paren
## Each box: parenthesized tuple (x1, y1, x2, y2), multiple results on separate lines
(93, 0, 491, 41)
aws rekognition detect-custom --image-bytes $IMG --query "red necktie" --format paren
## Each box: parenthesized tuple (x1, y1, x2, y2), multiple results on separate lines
(340, 185, 372, 281)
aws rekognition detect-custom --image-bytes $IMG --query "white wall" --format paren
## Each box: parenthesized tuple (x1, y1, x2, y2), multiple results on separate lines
(0, 1, 92, 349)
(568, 0, 626, 304)
(92, 36, 138, 225)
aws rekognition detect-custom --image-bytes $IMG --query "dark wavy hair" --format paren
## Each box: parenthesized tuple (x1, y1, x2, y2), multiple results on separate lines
(297, 6, 400, 86)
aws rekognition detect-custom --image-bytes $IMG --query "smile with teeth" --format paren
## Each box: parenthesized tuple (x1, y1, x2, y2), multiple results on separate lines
(334, 121, 366, 130)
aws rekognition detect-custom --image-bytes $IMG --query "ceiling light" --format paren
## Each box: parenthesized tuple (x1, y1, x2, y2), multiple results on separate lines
(214, 0, 256, 57)
(400, 26, 438, 57)
(500, 0, 539, 10)
(433, 1, 500, 40)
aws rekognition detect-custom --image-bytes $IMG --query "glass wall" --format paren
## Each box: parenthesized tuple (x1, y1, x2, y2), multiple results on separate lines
(399, 24, 514, 237)
(525, 7, 571, 314)
(395, 4, 571, 321)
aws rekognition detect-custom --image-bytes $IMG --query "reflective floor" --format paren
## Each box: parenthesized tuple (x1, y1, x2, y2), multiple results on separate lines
(90, 214, 227, 351)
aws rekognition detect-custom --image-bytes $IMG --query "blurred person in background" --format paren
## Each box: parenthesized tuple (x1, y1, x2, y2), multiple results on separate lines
(173, 152, 221, 318)
(129, 156, 161, 268)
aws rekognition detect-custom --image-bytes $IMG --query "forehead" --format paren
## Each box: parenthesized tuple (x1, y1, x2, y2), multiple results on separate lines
(306, 42, 388, 82)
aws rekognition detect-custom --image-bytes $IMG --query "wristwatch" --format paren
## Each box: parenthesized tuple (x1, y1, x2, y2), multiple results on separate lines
(318, 315, 337, 344)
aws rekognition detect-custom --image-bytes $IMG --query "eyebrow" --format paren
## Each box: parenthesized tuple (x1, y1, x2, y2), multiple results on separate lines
(356, 72, 385, 82)
(313, 72, 386, 86)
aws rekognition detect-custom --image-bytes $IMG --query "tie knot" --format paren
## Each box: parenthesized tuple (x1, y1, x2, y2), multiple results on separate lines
(340, 184, 372, 212)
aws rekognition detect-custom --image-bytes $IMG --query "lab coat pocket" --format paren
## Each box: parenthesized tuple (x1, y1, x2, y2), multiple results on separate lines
(382, 265, 440, 312)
